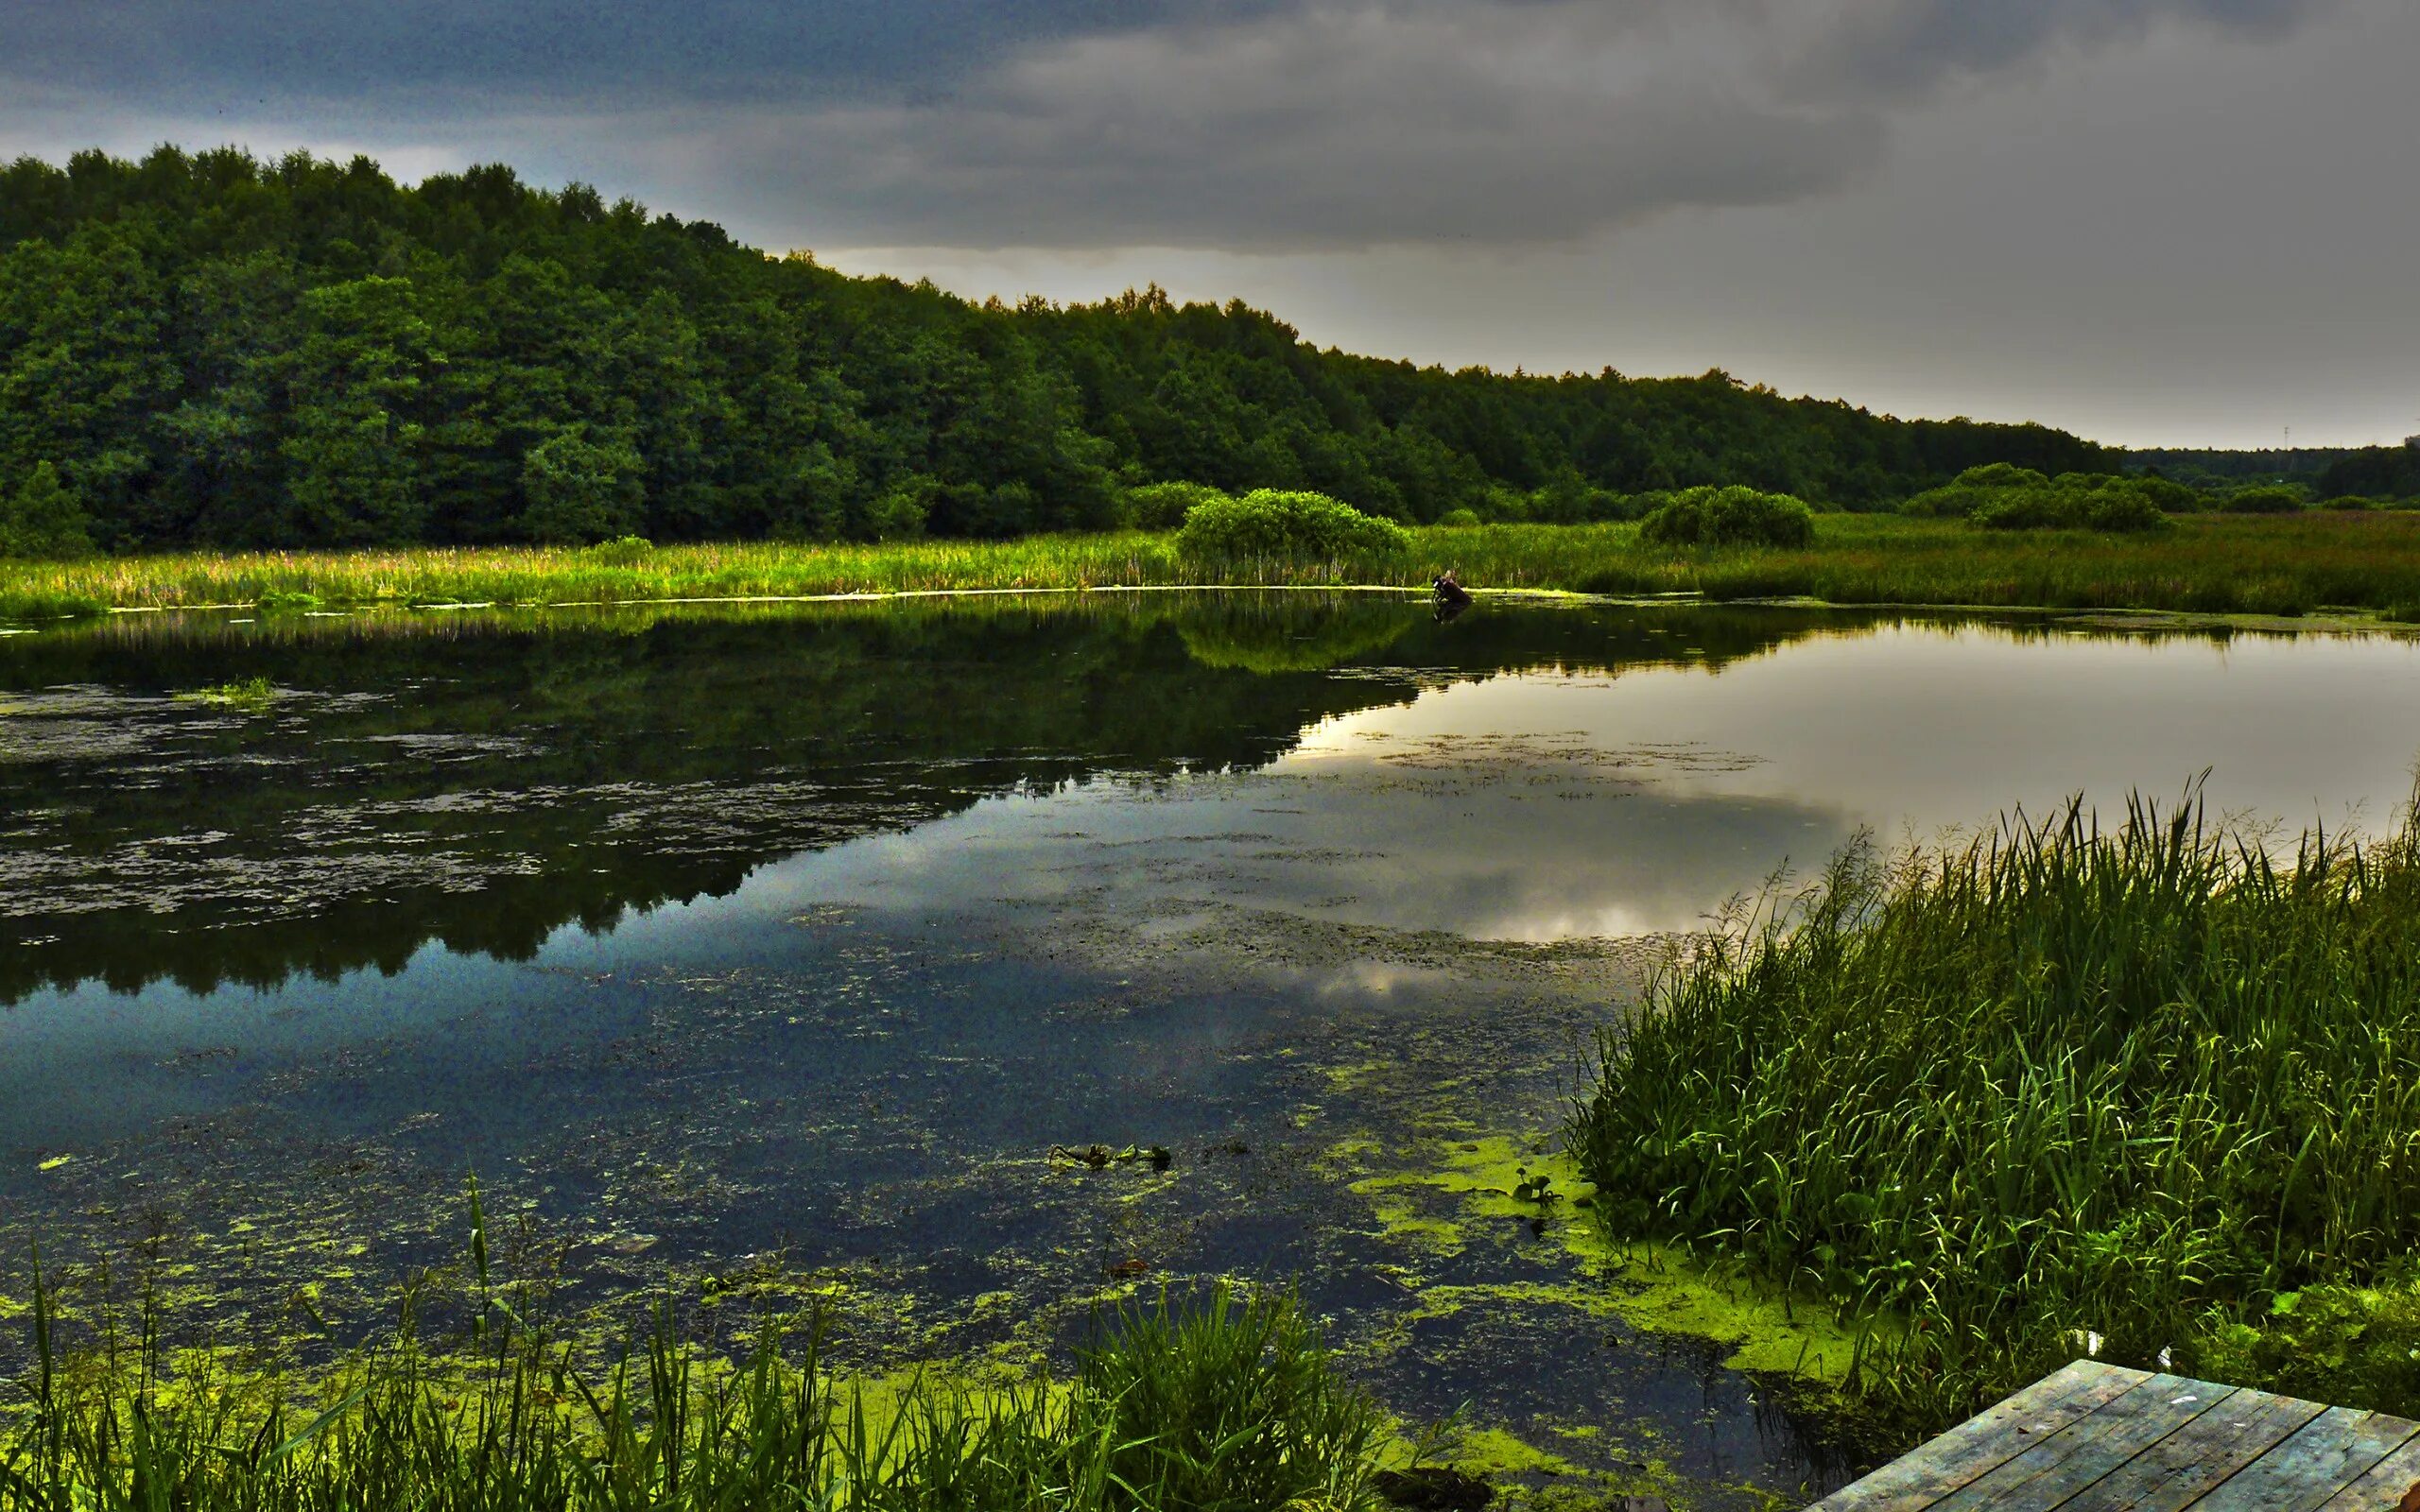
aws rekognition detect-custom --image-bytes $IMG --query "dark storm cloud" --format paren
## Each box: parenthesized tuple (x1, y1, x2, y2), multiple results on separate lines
(0, 0, 2347, 249)
(0, 1, 1288, 106)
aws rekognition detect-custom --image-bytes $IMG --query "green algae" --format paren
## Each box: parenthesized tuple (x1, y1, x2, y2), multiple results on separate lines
(1340, 1133, 1870, 1384)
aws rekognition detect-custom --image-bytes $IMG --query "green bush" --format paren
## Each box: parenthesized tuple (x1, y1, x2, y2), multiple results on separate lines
(1435, 507, 1483, 528)
(2197, 1274, 2420, 1421)
(2224, 486, 2306, 514)
(1175, 489, 1409, 561)
(579, 534, 655, 565)
(2316, 495, 2379, 512)
(1973, 488, 2171, 534)
(1125, 481, 1234, 531)
(2131, 473, 2210, 512)
(1899, 465, 2050, 519)
(1908, 469, 2176, 533)
(1635, 485, 1816, 548)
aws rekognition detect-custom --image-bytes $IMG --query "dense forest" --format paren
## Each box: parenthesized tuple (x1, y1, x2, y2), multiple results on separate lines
(0, 146, 2130, 550)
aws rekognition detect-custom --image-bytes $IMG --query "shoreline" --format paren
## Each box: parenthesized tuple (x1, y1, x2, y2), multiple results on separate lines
(7, 515, 2420, 629)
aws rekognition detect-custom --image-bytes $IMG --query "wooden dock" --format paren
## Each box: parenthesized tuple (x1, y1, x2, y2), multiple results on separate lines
(1813, 1361, 2420, 1511)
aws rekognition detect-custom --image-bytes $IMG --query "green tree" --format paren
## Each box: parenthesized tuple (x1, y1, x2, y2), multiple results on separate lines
(0, 146, 2130, 551)
(0, 461, 95, 558)
(519, 426, 647, 543)
(279, 277, 440, 543)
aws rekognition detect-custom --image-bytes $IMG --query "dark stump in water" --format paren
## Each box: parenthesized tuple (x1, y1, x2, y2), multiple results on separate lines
(1431, 574, 1474, 622)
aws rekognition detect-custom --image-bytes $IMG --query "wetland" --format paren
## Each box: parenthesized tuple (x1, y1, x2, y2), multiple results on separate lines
(8, 592, 2420, 1508)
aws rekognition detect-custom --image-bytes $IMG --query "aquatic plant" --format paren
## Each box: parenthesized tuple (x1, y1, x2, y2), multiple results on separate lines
(0, 1242, 1390, 1511)
(174, 676, 279, 712)
(1569, 788, 2420, 1433)
(1635, 487, 1816, 549)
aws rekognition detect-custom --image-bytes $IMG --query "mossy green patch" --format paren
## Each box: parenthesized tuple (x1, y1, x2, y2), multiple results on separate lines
(1447, 1424, 1582, 1478)
(1341, 1132, 1871, 1384)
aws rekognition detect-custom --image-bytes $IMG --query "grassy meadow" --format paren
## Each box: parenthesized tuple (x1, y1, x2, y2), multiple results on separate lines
(6, 512, 2420, 624)
(1570, 789, 2420, 1437)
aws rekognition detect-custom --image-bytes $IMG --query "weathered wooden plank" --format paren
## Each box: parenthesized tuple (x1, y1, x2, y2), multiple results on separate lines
(1809, 1363, 2149, 1512)
(2184, 1406, 2419, 1512)
(1927, 1374, 2232, 1512)
(2063, 1385, 2326, 1512)
(2313, 1433, 2420, 1512)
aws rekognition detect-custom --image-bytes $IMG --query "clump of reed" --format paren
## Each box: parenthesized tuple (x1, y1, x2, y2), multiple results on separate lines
(1568, 786, 2420, 1434)
(172, 676, 279, 711)
(2, 1194, 1388, 1511)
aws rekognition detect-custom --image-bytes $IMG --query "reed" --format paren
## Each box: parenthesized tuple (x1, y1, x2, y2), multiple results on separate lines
(1568, 788, 2420, 1434)
(1, 1211, 1388, 1511)
(9, 513, 2420, 623)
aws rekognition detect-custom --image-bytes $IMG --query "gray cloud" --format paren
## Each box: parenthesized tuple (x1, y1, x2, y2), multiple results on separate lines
(680, 0, 2346, 249)
(0, 0, 2345, 250)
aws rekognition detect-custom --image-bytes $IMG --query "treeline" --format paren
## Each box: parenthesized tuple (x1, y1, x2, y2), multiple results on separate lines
(2313, 445, 2420, 502)
(2130, 444, 2420, 506)
(0, 146, 2119, 552)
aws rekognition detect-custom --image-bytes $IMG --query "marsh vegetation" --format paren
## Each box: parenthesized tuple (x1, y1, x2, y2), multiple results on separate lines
(9, 509, 2420, 627)
(1572, 789, 2420, 1435)
(2, 1222, 1392, 1512)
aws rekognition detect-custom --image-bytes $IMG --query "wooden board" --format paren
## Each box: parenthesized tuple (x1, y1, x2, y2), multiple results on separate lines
(1927, 1375, 2234, 1512)
(1807, 1363, 2420, 1512)
(1810, 1362, 2148, 1512)
(2191, 1407, 2417, 1512)
(2315, 1434, 2420, 1512)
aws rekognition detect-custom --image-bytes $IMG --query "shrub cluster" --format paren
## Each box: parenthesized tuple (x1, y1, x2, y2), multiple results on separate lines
(1174, 489, 1410, 561)
(1635, 485, 1817, 549)
(2222, 485, 2308, 515)
(1901, 465, 2178, 532)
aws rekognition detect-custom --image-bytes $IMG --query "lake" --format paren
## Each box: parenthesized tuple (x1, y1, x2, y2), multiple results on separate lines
(6, 593, 2419, 1507)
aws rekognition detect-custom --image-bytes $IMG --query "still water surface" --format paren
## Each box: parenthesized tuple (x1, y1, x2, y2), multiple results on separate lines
(5, 595, 2418, 1505)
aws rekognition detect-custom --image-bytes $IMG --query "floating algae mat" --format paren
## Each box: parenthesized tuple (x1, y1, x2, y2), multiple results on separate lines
(8, 593, 2420, 1508)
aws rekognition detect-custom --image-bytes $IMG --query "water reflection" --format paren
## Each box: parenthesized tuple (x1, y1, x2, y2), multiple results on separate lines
(0, 596, 1833, 1005)
(8, 595, 2420, 1508)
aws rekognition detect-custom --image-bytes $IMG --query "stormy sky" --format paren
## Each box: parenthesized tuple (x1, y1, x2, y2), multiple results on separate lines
(4, 0, 2414, 448)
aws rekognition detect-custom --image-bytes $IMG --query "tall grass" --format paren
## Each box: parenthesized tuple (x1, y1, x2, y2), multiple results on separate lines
(2, 1213, 1387, 1511)
(9, 513, 2420, 622)
(1568, 788, 2420, 1434)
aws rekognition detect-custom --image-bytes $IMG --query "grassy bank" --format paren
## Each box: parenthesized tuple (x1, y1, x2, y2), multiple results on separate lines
(1568, 789, 2420, 1436)
(3, 1254, 1392, 1511)
(7, 513, 2420, 623)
